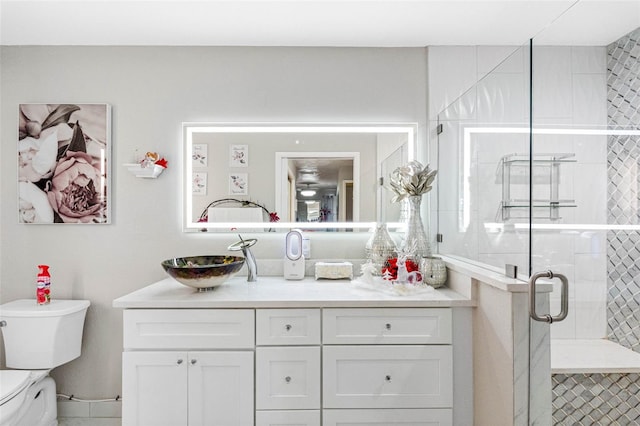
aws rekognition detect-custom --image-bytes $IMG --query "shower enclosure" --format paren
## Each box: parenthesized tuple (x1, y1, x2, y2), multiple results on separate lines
(434, 3, 640, 424)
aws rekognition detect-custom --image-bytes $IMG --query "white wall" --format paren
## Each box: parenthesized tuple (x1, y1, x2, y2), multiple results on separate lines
(0, 46, 428, 398)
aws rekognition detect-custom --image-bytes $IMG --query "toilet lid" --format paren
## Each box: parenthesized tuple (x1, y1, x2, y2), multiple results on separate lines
(0, 370, 32, 405)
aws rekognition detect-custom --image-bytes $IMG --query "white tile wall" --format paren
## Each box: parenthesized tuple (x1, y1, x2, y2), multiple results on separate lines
(431, 45, 608, 340)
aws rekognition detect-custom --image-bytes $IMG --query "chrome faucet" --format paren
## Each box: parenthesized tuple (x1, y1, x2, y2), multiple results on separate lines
(228, 235, 258, 282)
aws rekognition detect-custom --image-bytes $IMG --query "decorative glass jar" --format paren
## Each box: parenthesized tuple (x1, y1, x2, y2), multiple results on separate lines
(365, 223, 397, 276)
(420, 256, 447, 288)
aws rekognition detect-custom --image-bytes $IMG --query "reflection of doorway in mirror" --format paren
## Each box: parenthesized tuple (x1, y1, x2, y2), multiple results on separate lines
(340, 180, 354, 221)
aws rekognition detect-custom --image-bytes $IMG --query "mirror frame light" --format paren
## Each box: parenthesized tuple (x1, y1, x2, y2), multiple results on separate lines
(183, 122, 417, 232)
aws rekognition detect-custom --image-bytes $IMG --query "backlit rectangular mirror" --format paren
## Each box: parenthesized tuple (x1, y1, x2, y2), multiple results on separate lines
(183, 123, 416, 232)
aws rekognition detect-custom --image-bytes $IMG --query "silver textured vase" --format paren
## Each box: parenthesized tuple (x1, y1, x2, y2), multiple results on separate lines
(400, 195, 432, 263)
(421, 256, 447, 288)
(365, 223, 397, 276)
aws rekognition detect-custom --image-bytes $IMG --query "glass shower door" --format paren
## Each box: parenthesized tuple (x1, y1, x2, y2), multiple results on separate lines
(531, 4, 640, 424)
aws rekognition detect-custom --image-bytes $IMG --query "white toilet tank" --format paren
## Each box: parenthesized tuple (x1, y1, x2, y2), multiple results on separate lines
(0, 299, 90, 369)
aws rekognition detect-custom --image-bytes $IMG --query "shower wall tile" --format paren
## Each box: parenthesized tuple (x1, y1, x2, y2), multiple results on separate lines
(571, 46, 607, 74)
(553, 374, 640, 425)
(574, 134, 607, 164)
(477, 45, 525, 74)
(574, 163, 608, 224)
(574, 230, 606, 255)
(533, 47, 573, 119)
(573, 73, 607, 125)
(477, 73, 527, 122)
(428, 46, 477, 121)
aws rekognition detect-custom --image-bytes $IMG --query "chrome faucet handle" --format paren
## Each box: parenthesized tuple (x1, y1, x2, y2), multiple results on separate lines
(228, 236, 258, 282)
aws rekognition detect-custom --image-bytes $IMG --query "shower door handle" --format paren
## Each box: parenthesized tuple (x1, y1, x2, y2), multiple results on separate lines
(529, 270, 568, 323)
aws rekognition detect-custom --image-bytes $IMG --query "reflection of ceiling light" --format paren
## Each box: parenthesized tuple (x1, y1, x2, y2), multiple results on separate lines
(305, 200, 315, 205)
(301, 189, 316, 197)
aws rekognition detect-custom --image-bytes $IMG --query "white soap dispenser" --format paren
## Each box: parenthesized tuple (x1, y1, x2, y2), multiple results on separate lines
(284, 229, 305, 280)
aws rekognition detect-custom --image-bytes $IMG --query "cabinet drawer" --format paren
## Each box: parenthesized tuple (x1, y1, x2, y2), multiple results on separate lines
(256, 309, 321, 346)
(322, 308, 452, 344)
(256, 346, 321, 410)
(123, 309, 254, 349)
(322, 409, 452, 426)
(323, 345, 453, 409)
(256, 410, 320, 426)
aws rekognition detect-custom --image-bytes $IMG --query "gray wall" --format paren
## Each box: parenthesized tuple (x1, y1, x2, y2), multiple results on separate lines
(0, 46, 428, 397)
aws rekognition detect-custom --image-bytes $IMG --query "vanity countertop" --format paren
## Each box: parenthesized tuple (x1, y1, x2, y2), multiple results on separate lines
(113, 277, 475, 309)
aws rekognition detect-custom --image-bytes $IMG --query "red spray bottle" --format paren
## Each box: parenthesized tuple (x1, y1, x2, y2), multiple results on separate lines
(37, 265, 50, 305)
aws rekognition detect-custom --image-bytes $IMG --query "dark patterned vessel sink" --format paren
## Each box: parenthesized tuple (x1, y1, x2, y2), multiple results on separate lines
(161, 255, 245, 290)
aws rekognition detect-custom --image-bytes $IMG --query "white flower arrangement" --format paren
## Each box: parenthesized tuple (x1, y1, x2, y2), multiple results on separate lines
(388, 160, 438, 203)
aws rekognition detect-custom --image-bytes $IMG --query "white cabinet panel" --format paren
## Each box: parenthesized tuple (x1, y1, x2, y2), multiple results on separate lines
(323, 409, 453, 426)
(122, 351, 188, 426)
(257, 309, 321, 346)
(323, 308, 452, 344)
(256, 346, 321, 410)
(256, 410, 320, 426)
(323, 346, 453, 409)
(188, 351, 254, 426)
(123, 309, 254, 349)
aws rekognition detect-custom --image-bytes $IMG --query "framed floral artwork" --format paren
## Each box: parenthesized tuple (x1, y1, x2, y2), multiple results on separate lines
(230, 144, 248, 167)
(193, 172, 207, 195)
(229, 173, 248, 195)
(192, 143, 208, 167)
(18, 104, 111, 224)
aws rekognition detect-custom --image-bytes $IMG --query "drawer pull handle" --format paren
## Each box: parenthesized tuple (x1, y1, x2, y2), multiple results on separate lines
(285, 376, 292, 383)
(285, 324, 292, 331)
(177, 359, 183, 365)
(385, 323, 392, 330)
(385, 375, 392, 382)
(191, 359, 197, 365)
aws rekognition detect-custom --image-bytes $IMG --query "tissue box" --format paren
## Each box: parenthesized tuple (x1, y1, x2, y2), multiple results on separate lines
(315, 262, 353, 280)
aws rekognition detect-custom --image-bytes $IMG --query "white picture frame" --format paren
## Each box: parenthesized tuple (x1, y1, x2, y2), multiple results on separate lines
(229, 173, 248, 195)
(192, 143, 208, 167)
(230, 144, 248, 167)
(192, 172, 207, 195)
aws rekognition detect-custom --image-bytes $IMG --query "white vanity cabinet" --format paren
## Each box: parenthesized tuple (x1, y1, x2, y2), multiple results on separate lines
(115, 278, 471, 426)
(121, 309, 255, 426)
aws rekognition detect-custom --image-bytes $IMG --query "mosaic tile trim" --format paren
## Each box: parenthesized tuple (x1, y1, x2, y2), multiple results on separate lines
(552, 374, 640, 425)
(607, 26, 640, 353)
(607, 231, 640, 353)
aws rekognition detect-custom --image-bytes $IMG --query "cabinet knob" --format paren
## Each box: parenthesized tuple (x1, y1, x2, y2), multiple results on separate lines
(385, 323, 392, 330)
(177, 359, 183, 365)
(285, 324, 292, 331)
(285, 376, 292, 383)
(191, 359, 197, 365)
(385, 375, 392, 382)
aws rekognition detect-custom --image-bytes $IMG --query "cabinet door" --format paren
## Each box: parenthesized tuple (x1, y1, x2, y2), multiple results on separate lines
(188, 351, 254, 426)
(122, 351, 188, 426)
(323, 345, 453, 409)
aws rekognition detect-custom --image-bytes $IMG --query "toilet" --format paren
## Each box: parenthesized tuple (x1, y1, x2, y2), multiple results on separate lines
(0, 299, 90, 426)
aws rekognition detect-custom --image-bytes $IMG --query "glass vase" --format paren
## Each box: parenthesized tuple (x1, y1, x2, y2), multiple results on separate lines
(365, 223, 397, 276)
(400, 195, 432, 263)
(421, 256, 447, 288)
